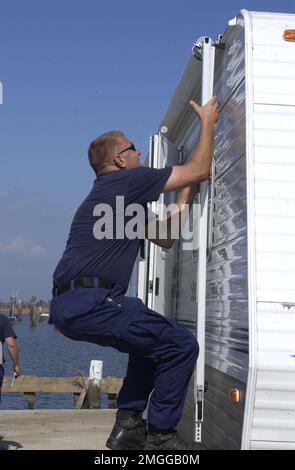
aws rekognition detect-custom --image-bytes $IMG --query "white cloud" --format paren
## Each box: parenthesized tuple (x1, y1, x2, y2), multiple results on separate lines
(0, 236, 46, 257)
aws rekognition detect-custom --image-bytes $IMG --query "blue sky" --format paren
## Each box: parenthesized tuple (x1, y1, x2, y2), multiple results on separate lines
(0, 0, 294, 300)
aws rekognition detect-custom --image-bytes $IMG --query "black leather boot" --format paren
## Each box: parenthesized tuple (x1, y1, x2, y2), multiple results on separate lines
(106, 409, 147, 450)
(145, 430, 191, 450)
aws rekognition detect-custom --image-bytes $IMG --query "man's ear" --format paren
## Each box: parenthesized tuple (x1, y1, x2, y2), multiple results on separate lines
(114, 155, 127, 169)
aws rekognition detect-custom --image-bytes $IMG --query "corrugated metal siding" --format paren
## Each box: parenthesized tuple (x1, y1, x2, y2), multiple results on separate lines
(206, 234, 248, 382)
(213, 18, 245, 107)
(203, 366, 246, 449)
(206, 156, 248, 375)
(249, 11, 295, 449)
(201, 15, 248, 449)
(214, 81, 245, 177)
(213, 155, 247, 246)
(206, 16, 248, 381)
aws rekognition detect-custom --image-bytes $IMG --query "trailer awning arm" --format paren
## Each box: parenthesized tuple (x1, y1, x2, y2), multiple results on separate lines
(194, 36, 215, 443)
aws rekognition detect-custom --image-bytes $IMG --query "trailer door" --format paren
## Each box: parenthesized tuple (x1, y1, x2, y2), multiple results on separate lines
(147, 132, 180, 318)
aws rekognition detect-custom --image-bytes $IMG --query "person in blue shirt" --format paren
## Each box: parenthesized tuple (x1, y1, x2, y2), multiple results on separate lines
(0, 314, 21, 401)
(50, 97, 218, 450)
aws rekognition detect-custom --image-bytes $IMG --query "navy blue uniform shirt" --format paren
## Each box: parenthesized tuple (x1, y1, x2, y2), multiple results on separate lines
(53, 166, 172, 293)
(0, 314, 17, 364)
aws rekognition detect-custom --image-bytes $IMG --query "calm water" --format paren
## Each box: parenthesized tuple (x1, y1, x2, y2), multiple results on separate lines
(0, 313, 128, 409)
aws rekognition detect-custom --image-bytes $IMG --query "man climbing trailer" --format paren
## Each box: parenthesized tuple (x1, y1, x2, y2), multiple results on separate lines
(50, 97, 218, 450)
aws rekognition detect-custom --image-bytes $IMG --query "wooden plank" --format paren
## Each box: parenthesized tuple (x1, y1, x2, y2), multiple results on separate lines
(1, 376, 84, 393)
(75, 386, 88, 409)
(1, 375, 123, 394)
(100, 377, 123, 394)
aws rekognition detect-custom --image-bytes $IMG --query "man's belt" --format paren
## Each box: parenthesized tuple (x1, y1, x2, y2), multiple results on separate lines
(52, 277, 112, 297)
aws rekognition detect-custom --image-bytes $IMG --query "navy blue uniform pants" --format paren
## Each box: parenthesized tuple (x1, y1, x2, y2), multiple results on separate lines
(51, 286, 199, 430)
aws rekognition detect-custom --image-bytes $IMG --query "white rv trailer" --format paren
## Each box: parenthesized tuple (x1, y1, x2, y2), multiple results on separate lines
(139, 10, 295, 450)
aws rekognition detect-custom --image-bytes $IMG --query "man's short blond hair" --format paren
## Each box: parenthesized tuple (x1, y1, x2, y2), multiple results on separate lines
(88, 130, 125, 174)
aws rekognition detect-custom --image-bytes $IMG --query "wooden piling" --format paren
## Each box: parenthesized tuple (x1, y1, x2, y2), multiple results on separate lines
(24, 392, 36, 409)
(9, 295, 17, 321)
(108, 393, 117, 409)
(29, 296, 37, 327)
(17, 299, 23, 320)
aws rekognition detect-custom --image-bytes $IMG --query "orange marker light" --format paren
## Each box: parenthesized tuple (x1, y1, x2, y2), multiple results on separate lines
(229, 388, 240, 403)
(283, 30, 295, 41)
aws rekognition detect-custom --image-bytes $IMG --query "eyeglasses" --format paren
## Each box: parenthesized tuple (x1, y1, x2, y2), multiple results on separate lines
(118, 142, 136, 155)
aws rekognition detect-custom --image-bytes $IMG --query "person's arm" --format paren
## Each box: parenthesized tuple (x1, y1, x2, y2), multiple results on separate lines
(145, 184, 199, 249)
(163, 97, 218, 192)
(5, 337, 21, 377)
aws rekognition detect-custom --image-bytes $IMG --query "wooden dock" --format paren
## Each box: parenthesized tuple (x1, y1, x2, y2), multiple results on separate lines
(0, 375, 122, 449)
(2, 375, 123, 409)
(0, 409, 116, 450)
